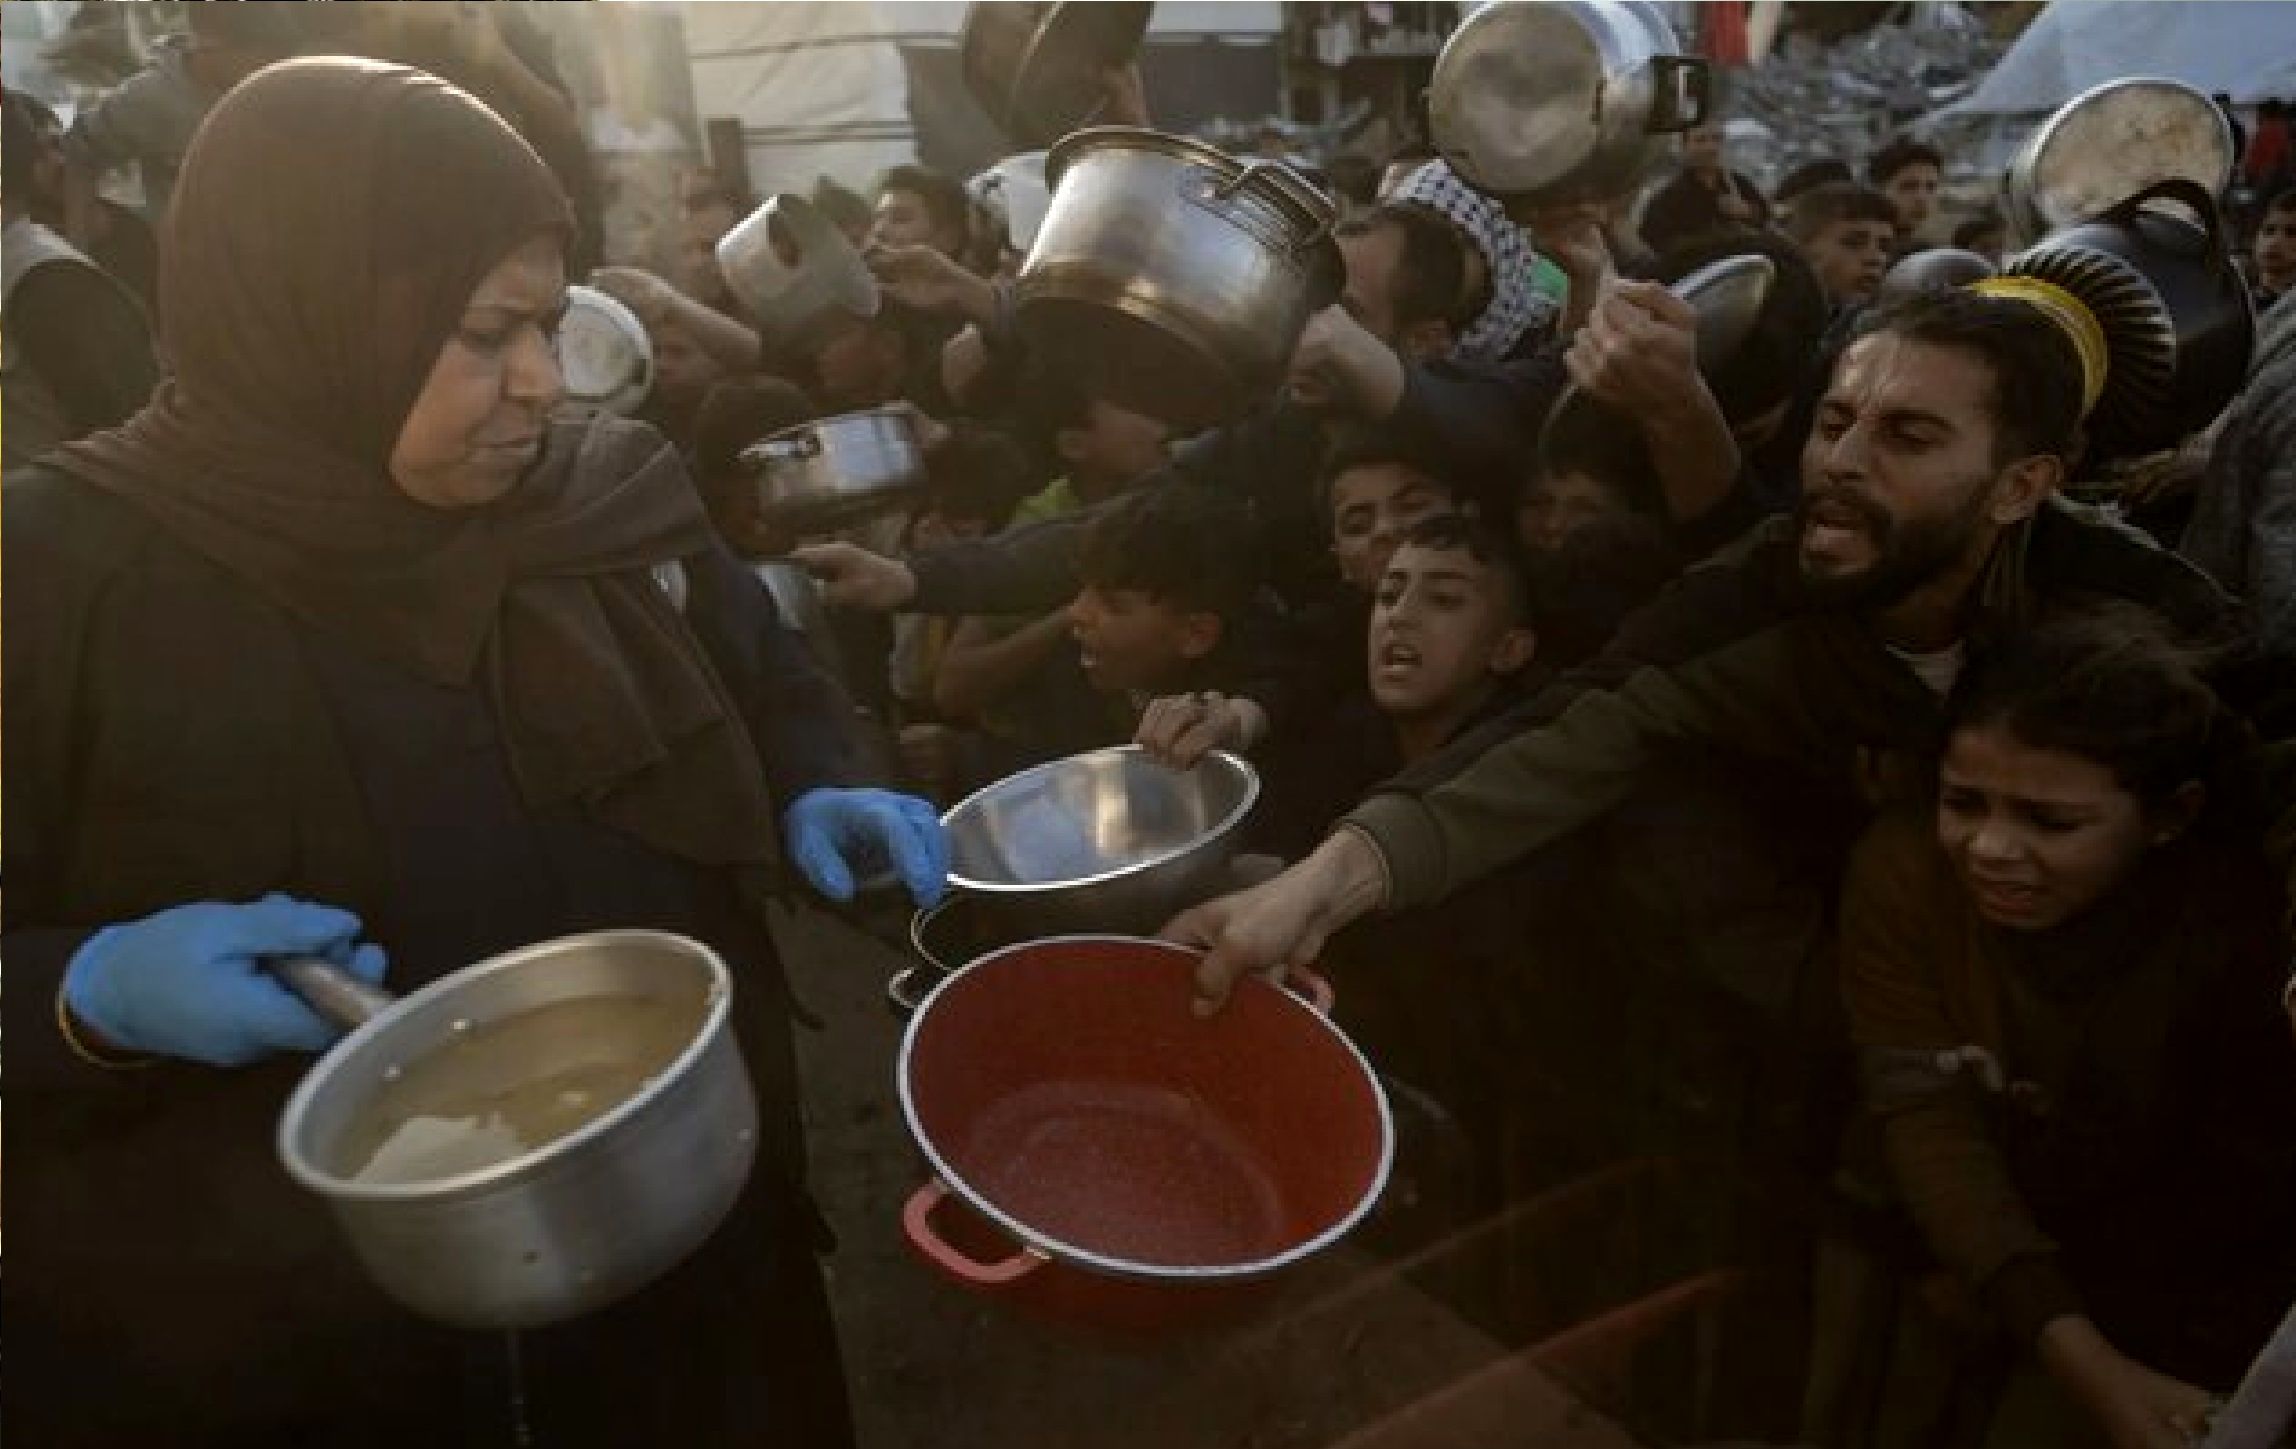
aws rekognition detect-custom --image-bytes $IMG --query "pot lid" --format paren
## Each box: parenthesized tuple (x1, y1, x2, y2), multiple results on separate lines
(2018, 78, 2233, 238)
(1537, 253, 1779, 475)
(556, 285, 653, 417)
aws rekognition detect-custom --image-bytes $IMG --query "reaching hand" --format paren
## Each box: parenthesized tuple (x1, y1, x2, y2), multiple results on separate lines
(588, 266, 682, 330)
(788, 542, 918, 612)
(63, 895, 390, 1068)
(865, 244, 998, 325)
(2042, 1315, 2220, 1449)
(1135, 691, 1264, 770)
(1160, 831, 1386, 1016)
(784, 787, 950, 907)
(1567, 278, 1704, 419)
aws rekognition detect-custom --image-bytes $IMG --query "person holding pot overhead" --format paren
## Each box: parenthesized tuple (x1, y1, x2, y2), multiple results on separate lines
(4, 58, 945, 1448)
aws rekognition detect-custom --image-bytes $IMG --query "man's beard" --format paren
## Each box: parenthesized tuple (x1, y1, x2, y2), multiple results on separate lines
(1794, 480, 1992, 612)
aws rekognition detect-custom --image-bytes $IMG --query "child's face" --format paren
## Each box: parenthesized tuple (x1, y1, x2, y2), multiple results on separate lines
(1329, 463, 1454, 590)
(1516, 468, 1626, 553)
(1368, 543, 1533, 719)
(1067, 585, 1217, 695)
(1060, 399, 1171, 488)
(2256, 206, 2296, 291)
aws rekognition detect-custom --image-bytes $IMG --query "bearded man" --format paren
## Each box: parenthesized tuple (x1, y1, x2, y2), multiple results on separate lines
(1170, 289, 2253, 1013)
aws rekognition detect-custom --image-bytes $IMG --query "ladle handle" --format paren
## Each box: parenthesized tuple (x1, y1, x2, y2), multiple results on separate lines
(269, 955, 398, 1031)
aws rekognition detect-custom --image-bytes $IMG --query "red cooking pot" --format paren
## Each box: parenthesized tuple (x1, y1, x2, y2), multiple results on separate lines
(897, 936, 1393, 1334)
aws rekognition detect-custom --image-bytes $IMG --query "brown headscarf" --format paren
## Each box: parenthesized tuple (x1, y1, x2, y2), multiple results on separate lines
(50, 58, 781, 868)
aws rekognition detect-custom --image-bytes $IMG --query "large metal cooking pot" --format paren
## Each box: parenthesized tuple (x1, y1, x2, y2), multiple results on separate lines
(2002, 77, 2234, 248)
(1016, 128, 1342, 431)
(715, 193, 880, 350)
(2001, 178, 2255, 462)
(738, 405, 930, 534)
(899, 936, 1382, 1334)
(961, 2, 1154, 149)
(275, 931, 757, 1330)
(1428, 0, 1709, 209)
(941, 744, 1260, 936)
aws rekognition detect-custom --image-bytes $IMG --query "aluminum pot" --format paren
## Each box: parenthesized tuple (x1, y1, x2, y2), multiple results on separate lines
(275, 931, 757, 1331)
(941, 744, 1260, 937)
(715, 193, 879, 350)
(1428, 0, 1708, 209)
(2002, 177, 2255, 462)
(898, 936, 1381, 1335)
(739, 406, 930, 534)
(1017, 128, 1342, 431)
(2002, 77, 2234, 248)
(961, 2, 1153, 149)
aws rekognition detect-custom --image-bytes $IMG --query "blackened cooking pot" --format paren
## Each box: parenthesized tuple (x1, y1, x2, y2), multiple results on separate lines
(2002, 177, 2254, 462)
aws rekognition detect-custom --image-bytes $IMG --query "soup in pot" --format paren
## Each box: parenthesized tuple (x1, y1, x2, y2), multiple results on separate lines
(333, 989, 707, 1186)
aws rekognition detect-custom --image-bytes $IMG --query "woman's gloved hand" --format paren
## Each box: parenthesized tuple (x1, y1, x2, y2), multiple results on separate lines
(784, 787, 949, 908)
(63, 894, 390, 1068)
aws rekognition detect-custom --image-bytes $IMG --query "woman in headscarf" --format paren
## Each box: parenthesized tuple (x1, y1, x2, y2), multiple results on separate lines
(4, 58, 945, 1447)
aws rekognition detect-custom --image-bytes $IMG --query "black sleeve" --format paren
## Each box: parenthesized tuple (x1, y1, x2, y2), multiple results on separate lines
(1386, 349, 1568, 520)
(679, 544, 871, 804)
(10, 266, 159, 437)
(907, 504, 1101, 616)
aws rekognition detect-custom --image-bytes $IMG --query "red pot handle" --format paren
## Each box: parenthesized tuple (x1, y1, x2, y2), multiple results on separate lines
(902, 1179, 1047, 1288)
(1283, 964, 1335, 1014)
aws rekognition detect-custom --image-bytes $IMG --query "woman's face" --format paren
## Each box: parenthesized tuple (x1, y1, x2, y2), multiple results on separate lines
(1935, 723, 2189, 932)
(389, 235, 567, 510)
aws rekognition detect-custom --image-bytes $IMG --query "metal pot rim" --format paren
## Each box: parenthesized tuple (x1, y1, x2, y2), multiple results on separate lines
(895, 933, 1396, 1283)
(1045, 127, 1333, 231)
(276, 929, 734, 1205)
(940, 745, 1261, 896)
(2016, 76, 2232, 236)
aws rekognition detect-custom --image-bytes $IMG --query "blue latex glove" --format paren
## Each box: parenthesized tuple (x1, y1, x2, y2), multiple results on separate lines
(784, 787, 949, 907)
(63, 894, 390, 1068)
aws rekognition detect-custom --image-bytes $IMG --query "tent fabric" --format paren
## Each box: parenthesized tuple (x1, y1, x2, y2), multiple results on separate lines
(1937, 0, 2296, 119)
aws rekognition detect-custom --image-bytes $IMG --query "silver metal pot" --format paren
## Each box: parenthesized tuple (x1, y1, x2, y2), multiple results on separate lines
(1016, 128, 1342, 431)
(2002, 77, 2234, 248)
(715, 193, 880, 350)
(739, 406, 930, 534)
(1428, 0, 1708, 209)
(941, 744, 1259, 936)
(275, 931, 757, 1330)
(961, 2, 1154, 148)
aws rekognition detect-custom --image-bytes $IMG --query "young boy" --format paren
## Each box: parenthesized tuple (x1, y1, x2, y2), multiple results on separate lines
(921, 488, 1258, 796)
(1253, 514, 1542, 859)
(2247, 186, 2295, 312)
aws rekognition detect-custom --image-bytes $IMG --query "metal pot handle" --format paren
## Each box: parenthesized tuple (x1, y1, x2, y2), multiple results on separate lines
(886, 966, 934, 1019)
(268, 955, 398, 1031)
(1646, 56, 1712, 134)
(902, 1179, 1049, 1287)
(1182, 164, 1334, 261)
(2100, 177, 2231, 263)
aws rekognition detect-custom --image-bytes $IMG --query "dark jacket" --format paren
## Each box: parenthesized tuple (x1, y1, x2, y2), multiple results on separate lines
(3, 467, 863, 1447)
(1638, 168, 1773, 256)
(1348, 497, 2253, 909)
(1844, 811, 2296, 1385)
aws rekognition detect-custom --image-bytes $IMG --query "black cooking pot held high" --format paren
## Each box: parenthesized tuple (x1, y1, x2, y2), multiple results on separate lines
(2005, 178, 2254, 462)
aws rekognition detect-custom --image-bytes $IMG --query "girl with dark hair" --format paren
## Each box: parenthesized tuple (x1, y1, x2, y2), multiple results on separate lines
(1840, 606, 2296, 1449)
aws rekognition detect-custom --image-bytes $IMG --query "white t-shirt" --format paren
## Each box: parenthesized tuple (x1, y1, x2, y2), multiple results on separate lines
(1888, 640, 1968, 696)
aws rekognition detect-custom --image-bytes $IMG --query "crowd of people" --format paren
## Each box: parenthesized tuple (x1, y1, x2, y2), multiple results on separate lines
(6, 5, 2296, 1448)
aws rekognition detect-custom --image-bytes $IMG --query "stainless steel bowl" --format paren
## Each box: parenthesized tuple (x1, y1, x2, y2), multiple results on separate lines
(942, 745, 1259, 935)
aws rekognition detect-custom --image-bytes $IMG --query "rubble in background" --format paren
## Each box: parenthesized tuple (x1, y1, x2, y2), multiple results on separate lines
(1727, 4, 2009, 187)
